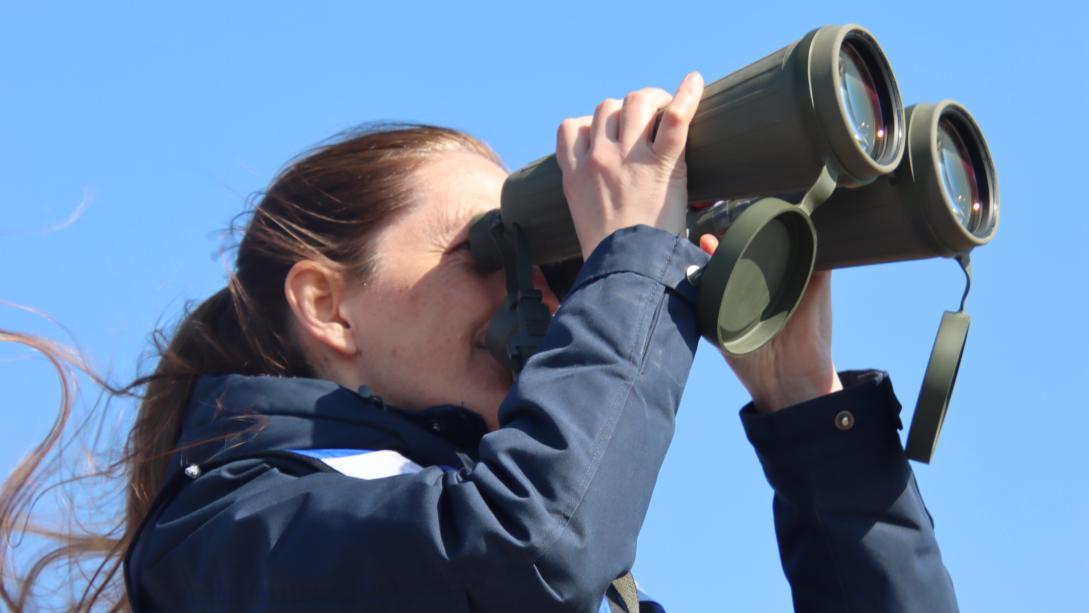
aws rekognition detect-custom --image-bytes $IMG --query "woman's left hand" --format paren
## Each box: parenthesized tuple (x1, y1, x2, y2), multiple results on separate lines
(699, 234, 843, 413)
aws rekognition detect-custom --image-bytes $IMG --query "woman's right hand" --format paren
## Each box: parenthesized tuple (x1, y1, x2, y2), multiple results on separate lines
(555, 72, 704, 261)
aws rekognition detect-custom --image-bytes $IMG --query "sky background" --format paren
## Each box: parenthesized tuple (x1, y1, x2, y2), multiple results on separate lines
(2, 1, 1086, 610)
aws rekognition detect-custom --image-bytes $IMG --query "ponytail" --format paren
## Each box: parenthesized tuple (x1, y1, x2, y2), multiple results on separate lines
(0, 123, 499, 611)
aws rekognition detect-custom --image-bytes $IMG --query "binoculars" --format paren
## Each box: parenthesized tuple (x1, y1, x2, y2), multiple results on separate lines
(469, 24, 999, 463)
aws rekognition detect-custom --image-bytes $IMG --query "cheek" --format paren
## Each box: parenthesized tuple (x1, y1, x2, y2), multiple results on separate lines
(381, 276, 492, 367)
(433, 270, 503, 334)
(420, 276, 510, 389)
(350, 268, 510, 412)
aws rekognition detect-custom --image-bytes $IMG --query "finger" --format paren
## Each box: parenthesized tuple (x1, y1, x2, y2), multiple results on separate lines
(556, 116, 592, 172)
(590, 98, 622, 148)
(652, 71, 704, 159)
(571, 119, 591, 160)
(618, 87, 673, 150)
(699, 233, 719, 256)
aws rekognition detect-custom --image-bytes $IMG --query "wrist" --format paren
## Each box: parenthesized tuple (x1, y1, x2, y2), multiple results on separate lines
(752, 369, 843, 413)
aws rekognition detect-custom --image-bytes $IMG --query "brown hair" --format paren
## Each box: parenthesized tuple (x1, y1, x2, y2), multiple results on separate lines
(0, 124, 500, 611)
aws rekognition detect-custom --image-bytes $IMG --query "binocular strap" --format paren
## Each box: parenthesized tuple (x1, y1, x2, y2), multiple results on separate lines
(905, 254, 972, 463)
(606, 572, 640, 613)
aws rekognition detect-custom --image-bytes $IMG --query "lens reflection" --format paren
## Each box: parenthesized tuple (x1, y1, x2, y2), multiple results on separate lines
(839, 45, 886, 158)
(937, 118, 982, 233)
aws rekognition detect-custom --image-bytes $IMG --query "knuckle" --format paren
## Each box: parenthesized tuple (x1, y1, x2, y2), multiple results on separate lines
(557, 119, 575, 140)
(587, 148, 614, 172)
(662, 107, 686, 127)
(595, 98, 621, 115)
(557, 117, 591, 153)
(638, 87, 670, 106)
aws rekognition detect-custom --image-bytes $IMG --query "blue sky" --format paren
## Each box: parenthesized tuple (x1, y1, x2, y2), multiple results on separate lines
(1, 1, 1086, 610)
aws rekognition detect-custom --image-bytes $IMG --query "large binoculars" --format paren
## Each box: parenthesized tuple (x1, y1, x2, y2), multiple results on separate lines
(470, 24, 999, 462)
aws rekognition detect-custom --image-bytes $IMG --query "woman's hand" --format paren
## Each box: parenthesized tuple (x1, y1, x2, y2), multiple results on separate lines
(556, 72, 704, 261)
(700, 235, 843, 413)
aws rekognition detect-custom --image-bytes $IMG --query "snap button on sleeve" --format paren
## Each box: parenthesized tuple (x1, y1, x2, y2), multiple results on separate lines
(834, 410, 855, 431)
(685, 265, 702, 285)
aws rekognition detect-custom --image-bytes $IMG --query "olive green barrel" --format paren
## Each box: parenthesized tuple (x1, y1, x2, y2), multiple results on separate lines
(812, 101, 999, 269)
(500, 23, 906, 265)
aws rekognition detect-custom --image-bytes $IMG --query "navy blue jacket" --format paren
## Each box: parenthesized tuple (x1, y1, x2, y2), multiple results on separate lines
(124, 226, 958, 612)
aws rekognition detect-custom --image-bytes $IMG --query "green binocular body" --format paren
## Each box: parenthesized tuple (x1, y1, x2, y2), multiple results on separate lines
(470, 23, 999, 463)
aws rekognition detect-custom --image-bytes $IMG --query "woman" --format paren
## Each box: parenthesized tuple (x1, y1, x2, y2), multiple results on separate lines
(3, 73, 957, 611)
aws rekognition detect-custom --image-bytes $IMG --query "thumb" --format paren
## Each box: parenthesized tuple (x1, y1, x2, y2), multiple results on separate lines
(699, 233, 719, 256)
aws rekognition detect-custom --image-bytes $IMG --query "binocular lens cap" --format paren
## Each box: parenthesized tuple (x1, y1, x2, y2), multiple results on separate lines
(698, 199, 817, 356)
(906, 310, 970, 463)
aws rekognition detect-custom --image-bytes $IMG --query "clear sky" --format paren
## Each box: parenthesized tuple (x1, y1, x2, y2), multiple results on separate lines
(2, 1, 1086, 610)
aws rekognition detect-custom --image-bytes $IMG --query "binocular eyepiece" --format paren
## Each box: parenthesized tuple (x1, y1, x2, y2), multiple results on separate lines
(470, 23, 1000, 463)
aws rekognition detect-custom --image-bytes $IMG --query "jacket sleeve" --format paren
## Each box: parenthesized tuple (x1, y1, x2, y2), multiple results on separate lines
(462, 225, 705, 611)
(133, 226, 707, 613)
(740, 370, 960, 613)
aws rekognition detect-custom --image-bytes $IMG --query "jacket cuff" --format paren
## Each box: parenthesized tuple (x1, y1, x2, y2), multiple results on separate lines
(567, 225, 707, 305)
(740, 370, 905, 473)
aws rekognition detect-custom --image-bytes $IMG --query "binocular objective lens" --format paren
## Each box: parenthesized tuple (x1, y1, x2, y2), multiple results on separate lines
(937, 118, 983, 233)
(838, 44, 886, 158)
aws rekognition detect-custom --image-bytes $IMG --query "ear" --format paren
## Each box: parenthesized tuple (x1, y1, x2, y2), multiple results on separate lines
(284, 260, 359, 357)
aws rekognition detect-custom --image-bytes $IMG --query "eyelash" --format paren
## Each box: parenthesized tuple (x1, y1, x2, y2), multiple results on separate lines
(447, 241, 471, 260)
(446, 240, 481, 268)
(443, 239, 469, 255)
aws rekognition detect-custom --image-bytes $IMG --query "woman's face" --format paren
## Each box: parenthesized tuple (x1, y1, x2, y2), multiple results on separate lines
(337, 151, 559, 429)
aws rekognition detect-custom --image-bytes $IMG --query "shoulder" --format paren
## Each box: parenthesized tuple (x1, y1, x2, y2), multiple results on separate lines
(126, 452, 463, 611)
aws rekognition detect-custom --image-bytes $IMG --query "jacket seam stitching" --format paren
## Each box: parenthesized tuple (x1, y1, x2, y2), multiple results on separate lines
(527, 240, 677, 570)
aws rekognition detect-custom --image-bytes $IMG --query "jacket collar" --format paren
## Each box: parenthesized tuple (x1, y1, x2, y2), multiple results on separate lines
(168, 374, 489, 481)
